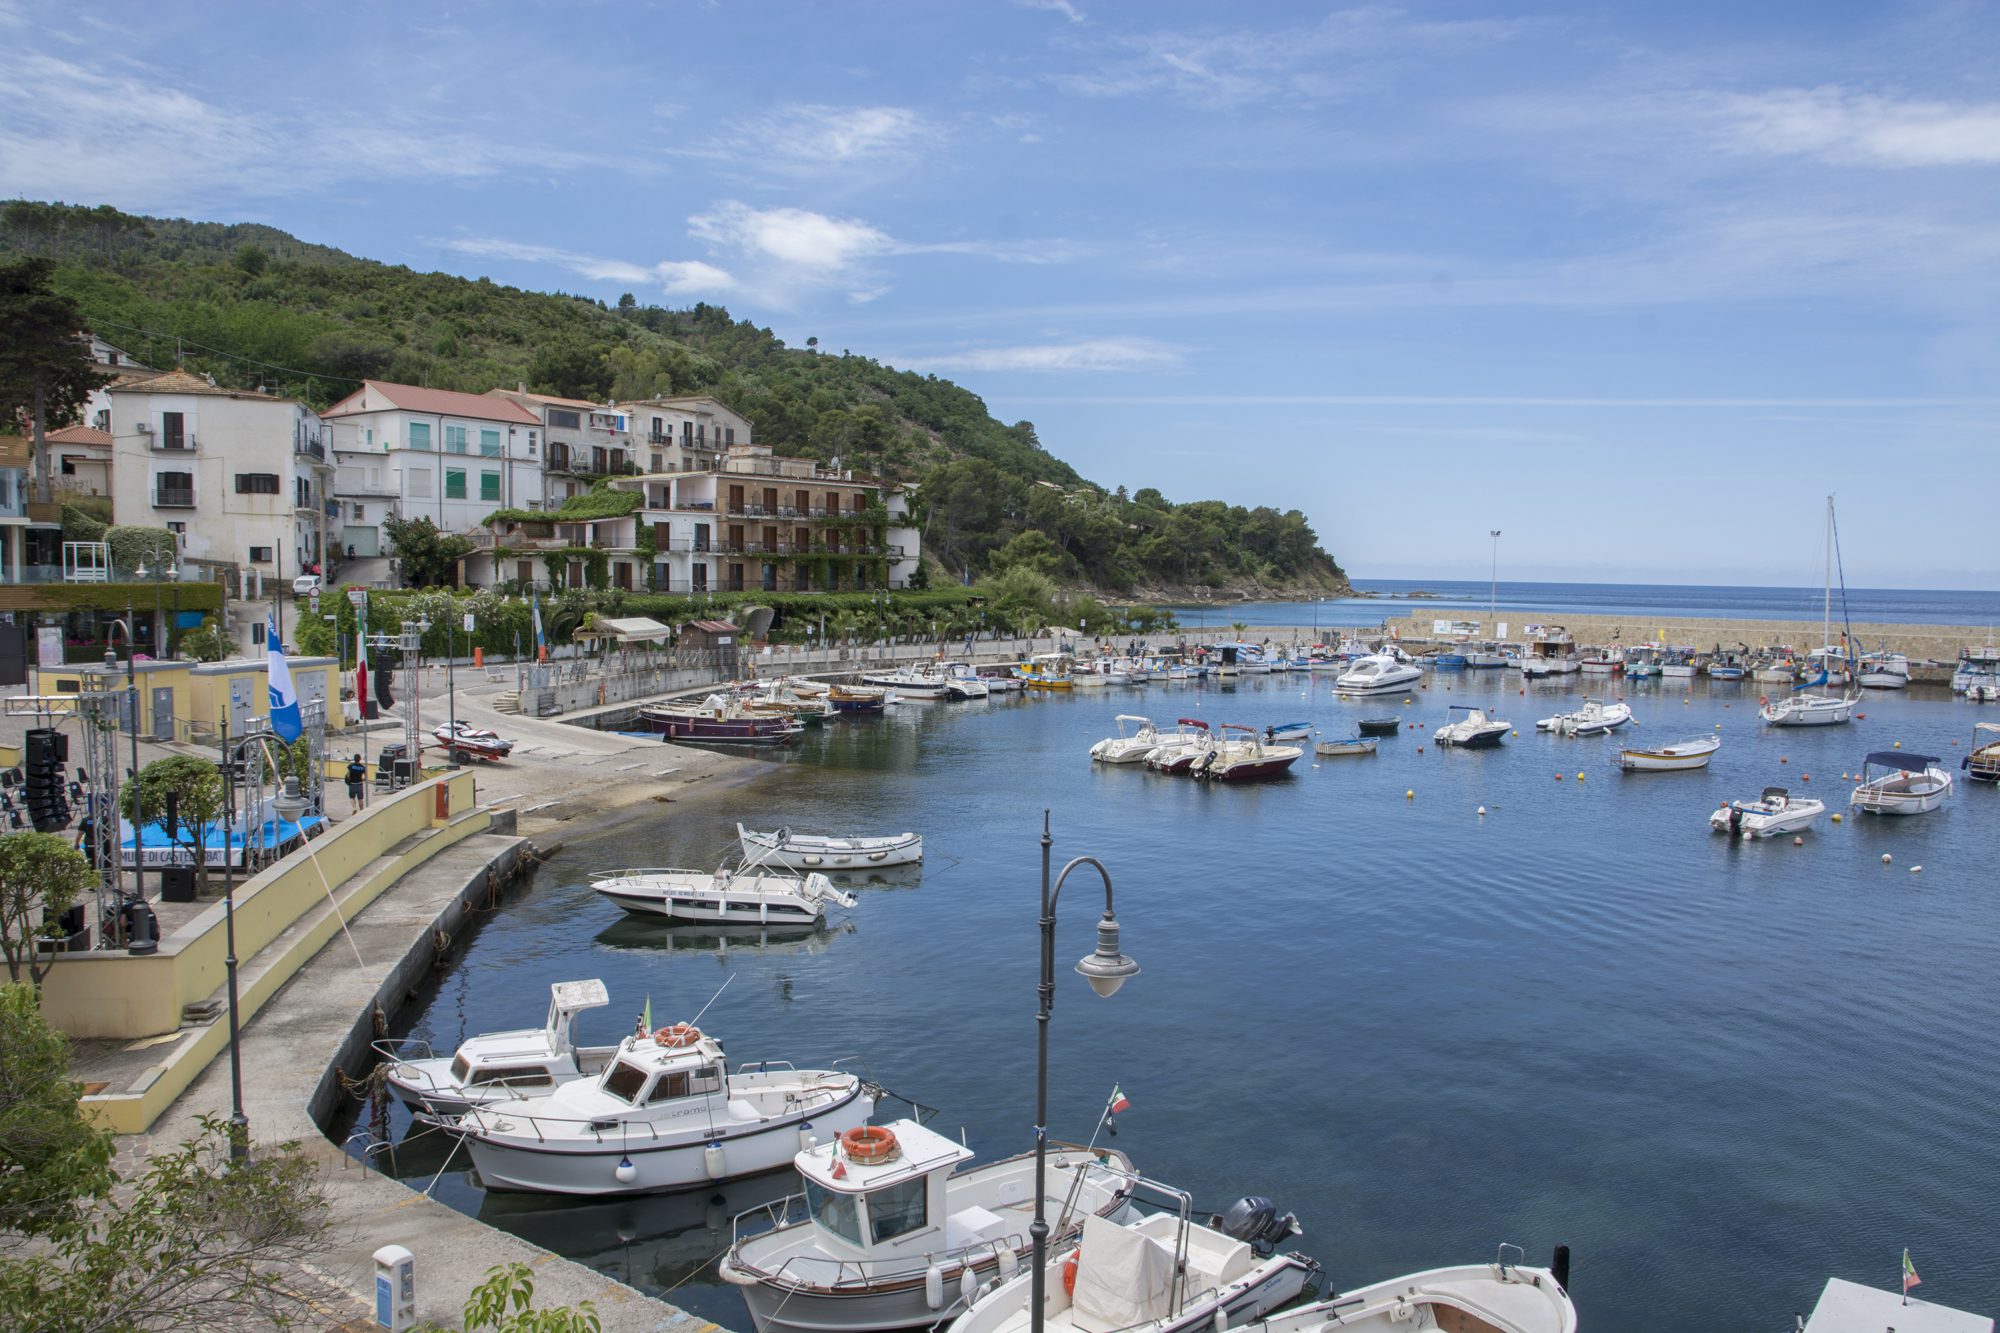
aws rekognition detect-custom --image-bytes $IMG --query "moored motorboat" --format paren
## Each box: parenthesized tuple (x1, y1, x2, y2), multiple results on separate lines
(1856, 651, 1910, 689)
(1145, 719, 1213, 773)
(591, 864, 857, 926)
(1014, 654, 1075, 690)
(1579, 644, 1625, 675)
(449, 1023, 875, 1196)
(829, 683, 888, 714)
(641, 696, 804, 746)
(1196, 725, 1302, 781)
(1240, 1246, 1577, 1333)
(1433, 705, 1510, 748)
(1519, 627, 1580, 678)
(1357, 715, 1402, 736)
(1710, 787, 1824, 838)
(1617, 734, 1720, 771)
(1705, 651, 1747, 681)
(737, 825, 924, 870)
(1535, 698, 1634, 736)
(1850, 752, 1953, 815)
(1313, 737, 1377, 758)
(1966, 723, 2000, 783)
(380, 979, 618, 1117)
(1335, 653, 1423, 694)
(718, 1118, 1137, 1333)
(1091, 715, 1163, 765)
(1263, 721, 1312, 743)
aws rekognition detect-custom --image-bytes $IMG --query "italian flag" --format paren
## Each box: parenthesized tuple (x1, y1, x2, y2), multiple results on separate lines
(1109, 1085, 1131, 1115)
(1903, 1249, 1921, 1292)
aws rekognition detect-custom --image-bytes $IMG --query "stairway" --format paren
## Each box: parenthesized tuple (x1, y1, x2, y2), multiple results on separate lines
(493, 691, 522, 715)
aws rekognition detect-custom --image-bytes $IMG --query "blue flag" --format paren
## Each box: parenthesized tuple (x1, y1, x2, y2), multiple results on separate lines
(267, 614, 302, 742)
(531, 584, 545, 656)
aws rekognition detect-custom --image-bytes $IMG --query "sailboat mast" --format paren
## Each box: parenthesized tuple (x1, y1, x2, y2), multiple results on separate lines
(1823, 495, 1832, 648)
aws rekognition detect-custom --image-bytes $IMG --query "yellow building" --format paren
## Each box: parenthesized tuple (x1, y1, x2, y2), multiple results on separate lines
(34, 655, 344, 744)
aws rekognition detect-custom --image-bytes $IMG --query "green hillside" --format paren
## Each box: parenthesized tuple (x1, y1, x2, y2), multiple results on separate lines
(1, 199, 1344, 597)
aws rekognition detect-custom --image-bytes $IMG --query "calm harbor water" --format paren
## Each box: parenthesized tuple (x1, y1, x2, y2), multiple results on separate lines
(1170, 579, 2000, 631)
(373, 672, 2000, 1331)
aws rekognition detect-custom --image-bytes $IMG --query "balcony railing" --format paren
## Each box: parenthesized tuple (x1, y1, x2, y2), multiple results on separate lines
(723, 501, 872, 519)
(297, 440, 326, 462)
(153, 488, 196, 509)
(151, 434, 197, 452)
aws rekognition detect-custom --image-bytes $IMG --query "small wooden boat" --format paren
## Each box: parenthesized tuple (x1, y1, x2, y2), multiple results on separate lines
(737, 824, 923, 869)
(1710, 787, 1823, 838)
(827, 683, 886, 714)
(1618, 734, 1719, 771)
(1313, 737, 1377, 758)
(1263, 721, 1312, 743)
(1357, 715, 1402, 736)
(1965, 722, 2000, 783)
(1241, 1246, 1577, 1333)
(1850, 752, 1953, 815)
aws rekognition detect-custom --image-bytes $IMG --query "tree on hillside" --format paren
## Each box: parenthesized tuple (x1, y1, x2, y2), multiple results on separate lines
(383, 514, 472, 589)
(527, 336, 613, 401)
(0, 832, 95, 987)
(0, 257, 106, 503)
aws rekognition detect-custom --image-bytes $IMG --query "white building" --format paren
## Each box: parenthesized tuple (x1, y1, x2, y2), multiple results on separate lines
(485, 388, 633, 507)
(612, 396, 747, 475)
(322, 381, 543, 558)
(106, 369, 333, 579)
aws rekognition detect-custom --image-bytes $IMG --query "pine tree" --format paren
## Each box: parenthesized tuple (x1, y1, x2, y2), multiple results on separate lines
(0, 258, 106, 503)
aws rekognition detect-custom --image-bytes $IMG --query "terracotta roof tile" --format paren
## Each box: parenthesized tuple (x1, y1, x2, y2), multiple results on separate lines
(48, 425, 112, 447)
(325, 380, 539, 424)
(105, 367, 288, 400)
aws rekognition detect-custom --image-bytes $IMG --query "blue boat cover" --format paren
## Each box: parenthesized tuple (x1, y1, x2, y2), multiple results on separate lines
(1863, 751, 1937, 769)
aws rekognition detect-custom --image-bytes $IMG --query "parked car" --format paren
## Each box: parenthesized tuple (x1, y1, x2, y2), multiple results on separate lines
(293, 573, 322, 596)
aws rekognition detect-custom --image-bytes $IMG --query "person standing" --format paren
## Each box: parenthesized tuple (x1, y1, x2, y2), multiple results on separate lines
(344, 753, 367, 812)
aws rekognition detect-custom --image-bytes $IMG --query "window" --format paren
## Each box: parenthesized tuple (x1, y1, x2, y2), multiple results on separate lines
(364, 427, 374, 449)
(480, 428, 501, 456)
(161, 411, 186, 449)
(409, 422, 431, 450)
(408, 468, 433, 499)
(804, 1180, 863, 1247)
(352, 504, 366, 520)
(868, 1176, 928, 1243)
(645, 1071, 691, 1104)
(60, 456, 75, 475)
(469, 1065, 555, 1089)
(234, 473, 281, 494)
(725, 427, 735, 445)
(249, 546, 272, 562)
(251, 620, 265, 647)
(165, 522, 185, 535)
(548, 409, 580, 430)
(601, 1061, 648, 1104)
(445, 424, 468, 454)
(480, 471, 500, 501)
(445, 469, 467, 499)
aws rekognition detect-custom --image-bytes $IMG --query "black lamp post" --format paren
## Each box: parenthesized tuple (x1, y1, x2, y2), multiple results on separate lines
(1030, 812, 1140, 1333)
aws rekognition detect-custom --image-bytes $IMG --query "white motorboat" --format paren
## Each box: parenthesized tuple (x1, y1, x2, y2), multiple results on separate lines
(1617, 734, 1720, 771)
(450, 1023, 875, 1195)
(1535, 698, 1633, 736)
(861, 665, 951, 700)
(1759, 690, 1854, 727)
(434, 719, 516, 762)
(1850, 751, 1953, 815)
(1519, 627, 1580, 678)
(1579, 644, 1625, 675)
(1262, 721, 1312, 743)
(1433, 706, 1510, 749)
(718, 1118, 1137, 1333)
(1709, 787, 1824, 838)
(1091, 715, 1163, 765)
(1195, 725, 1303, 781)
(380, 979, 618, 1117)
(1465, 642, 1510, 670)
(737, 825, 924, 870)
(1966, 723, 2000, 783)
(1856, 651, 1910, 689)
(1334, 653, 1422, 694)
(946, 1181, 1318, 1333)
(592, 864, 857, 927)
(1144, 719, 1214, 773)
(1242, 1246, 1576, 1333)
(1806, 644, 1854, 686)
(937, 662, 992, 699)
(1751, 652, 1798, 684)
(1660, 649, 1700, 679)
(1795, 1277, 1993, 1333)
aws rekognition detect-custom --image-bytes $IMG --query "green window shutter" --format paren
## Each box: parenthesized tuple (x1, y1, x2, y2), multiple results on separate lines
(480, 429, 501, 456)
(480, 471, 501, 501)
(445, 469, 467, 499)
(409, 422, 431, 450)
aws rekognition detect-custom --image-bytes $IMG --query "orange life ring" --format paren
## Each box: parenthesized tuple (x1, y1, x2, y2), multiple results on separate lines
(652, 1023, 702, 1049)
(839, 1126, 900, 1163)
(1063, 1249, 1080, 1296)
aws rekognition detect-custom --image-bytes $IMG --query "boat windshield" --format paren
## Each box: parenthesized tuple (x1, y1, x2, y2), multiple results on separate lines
(601, 1060, 649, 1104)
(805, 1178, 864, 1247)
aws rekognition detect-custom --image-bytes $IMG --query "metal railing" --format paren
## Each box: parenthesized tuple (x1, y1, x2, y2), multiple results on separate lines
(153, 487, 195, 508)
(152, 435, 196, 452)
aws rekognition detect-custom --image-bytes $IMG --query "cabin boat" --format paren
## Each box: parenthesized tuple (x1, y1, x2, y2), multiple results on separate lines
(1145, 719, 1214, 773)
(434, 720, 515, 762)
(718, 1119, 1137, 1333)
(1623, 645, 1663, 679)
(1710, 788, 1824, 838)
(936, 662, 992, 699)
(1806, 645, 1854, 686)
(946, 1179, 1319, 1333)
(1195, 725, 1303, 781)
(1705, 651, 1748, 681)
(1433, 706, 1510, 749)
(1014, 654, 1076, 690)
(1519, 628, 1580, 678)
(449, 1024, 875, 1196)
(737, 825, 924, 871)
(1660, 648, 1700, 680)
(1856, 651, 1910, 689)
(380, 980, 618, 1117)
(591, 864, 857, 927)
(1966, 723, 2000, 783)
(1465, 642, 1510, 669)
(1091, 716, 1164, 765)
(1850, 752, 1953, 815)
(1334, 653, 1423, 694)
(1579, 645, 1625, 675)
(1535, 698, 1633, 736)
(1241, 1246, 1577, 1333)
(1617, 735, 1720, 771)
(641, 696, 804, 746)
(1751, 650, 1798, 684)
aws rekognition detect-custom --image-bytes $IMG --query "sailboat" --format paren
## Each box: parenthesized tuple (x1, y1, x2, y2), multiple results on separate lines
(1760, 497, 1857, 728)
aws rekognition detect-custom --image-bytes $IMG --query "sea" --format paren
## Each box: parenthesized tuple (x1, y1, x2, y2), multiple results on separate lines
(1165, 580, 2000, 632)
(363, 628, 2000, 1332)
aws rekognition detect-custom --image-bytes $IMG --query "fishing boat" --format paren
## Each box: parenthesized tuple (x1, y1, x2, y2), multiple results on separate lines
(1091, 715, 1164, 765)
(718, 1118, 1137, 1333)
(1465, 642, 1510, 669)
(1334, 653, 1422, 694)
(591, 863, 857, 926)
(433, 719, 515, 763)
(1263, 721, 1312, 743)
(1709, 788, 1824, 838)
(828, 683, 888, 714)
(640, 696, 804, 746)
(380, 979, 617, 1117)
(1240, 1246, 1577, 1333)
(737, 825, 923, 870)
(448, 1022, 876, 1196)
(1855, 651, 1910, 689)
(1144, 719, 1213, 773)
(1535, 698, 1634, 736)
(1579, 644, 1625, 675)
(1430, 650, 1468, 670)
(1433, 705, 1510, 749)
(742, 689, 836, 726)
(1519, 627, 1580, 678)
(1313, 737, 1377, 758)
(1357, 716, 1403, 736)
(1850, 752, 1953, 815)
(946, 1179, 1318, 1333)
(1705, 651, 1748, 681)
(1617, 735, 1720, 771)
(1965, 723, 2000, 783)
(1014, 654, 1075, 690)
(1751, 650, 1798, 684)
(1660, 648, 1700, 680)
(1952, 638, 2000, 695)
(1196, 725, 1302, 781)
(1806, 645, 1854, 687)
(1624, 645, 1663, 679)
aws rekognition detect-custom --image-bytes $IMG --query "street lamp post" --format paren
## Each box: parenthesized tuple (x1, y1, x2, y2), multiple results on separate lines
(1030, 813, 1141, 1333)
(1489, 530, 1501, 623)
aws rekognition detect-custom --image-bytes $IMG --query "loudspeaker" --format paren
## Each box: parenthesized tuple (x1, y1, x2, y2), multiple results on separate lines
(158, 866, 198, 903)
(22, 729, 70, 832)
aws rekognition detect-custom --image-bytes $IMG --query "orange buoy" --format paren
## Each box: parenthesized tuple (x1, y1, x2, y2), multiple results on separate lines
(840, 1126, 901, 1164)
(653, 1023, 703, 1049)
(1063, 1249, 1081, 1296)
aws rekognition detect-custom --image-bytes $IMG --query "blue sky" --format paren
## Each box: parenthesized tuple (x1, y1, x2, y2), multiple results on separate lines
(5, 1, 1997, 587)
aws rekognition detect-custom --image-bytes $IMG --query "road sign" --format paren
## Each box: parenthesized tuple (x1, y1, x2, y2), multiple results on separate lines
(462, 612, 475, 633)
(347, 587, 367, 609)
(310, 590, 321, 612)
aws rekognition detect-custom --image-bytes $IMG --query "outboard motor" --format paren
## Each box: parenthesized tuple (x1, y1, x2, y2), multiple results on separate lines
(1217, 1197, 1300, 1255)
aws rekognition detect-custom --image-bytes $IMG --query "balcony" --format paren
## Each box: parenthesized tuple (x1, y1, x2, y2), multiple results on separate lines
(153, 487, 196, 509)
(149, 433, 197, 452)
(297, 440, 326, 462)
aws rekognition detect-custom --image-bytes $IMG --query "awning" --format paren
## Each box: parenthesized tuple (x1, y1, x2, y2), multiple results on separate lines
(574, 616, 674, 644)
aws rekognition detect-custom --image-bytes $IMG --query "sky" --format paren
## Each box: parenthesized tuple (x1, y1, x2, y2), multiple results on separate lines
(3, 1, 1997, 588)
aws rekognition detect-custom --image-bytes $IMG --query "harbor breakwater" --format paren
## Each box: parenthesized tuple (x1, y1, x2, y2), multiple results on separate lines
(1367, 611, 1989, 665)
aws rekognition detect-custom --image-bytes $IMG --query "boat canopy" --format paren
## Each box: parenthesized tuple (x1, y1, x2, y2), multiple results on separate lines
(1175, 718, 1209, 730)
(1863, 751, 1938, 769)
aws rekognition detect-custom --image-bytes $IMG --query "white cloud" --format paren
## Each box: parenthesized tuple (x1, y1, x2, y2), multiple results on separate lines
(1719, 87, 2000, 168)
(690, 201, 896, 275)
(437, 237, 735, 297)
(694, 103, 939, 174)
(655, 260, 736, 296)
(920, 338, 1185, 373)
(1017, 0, 1085, 23)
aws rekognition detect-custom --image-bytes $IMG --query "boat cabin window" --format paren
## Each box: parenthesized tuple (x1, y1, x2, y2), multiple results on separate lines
(470, 1065, 554, 1089)
(602, 1060, 649, 1104)
(451, 1055, 470, 1084)
(691, 1064, 722, 1095)
(805, 1179, 864, 1247)
(645, 1071, 692, 1104)
(867, 1176, 928, 1243)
